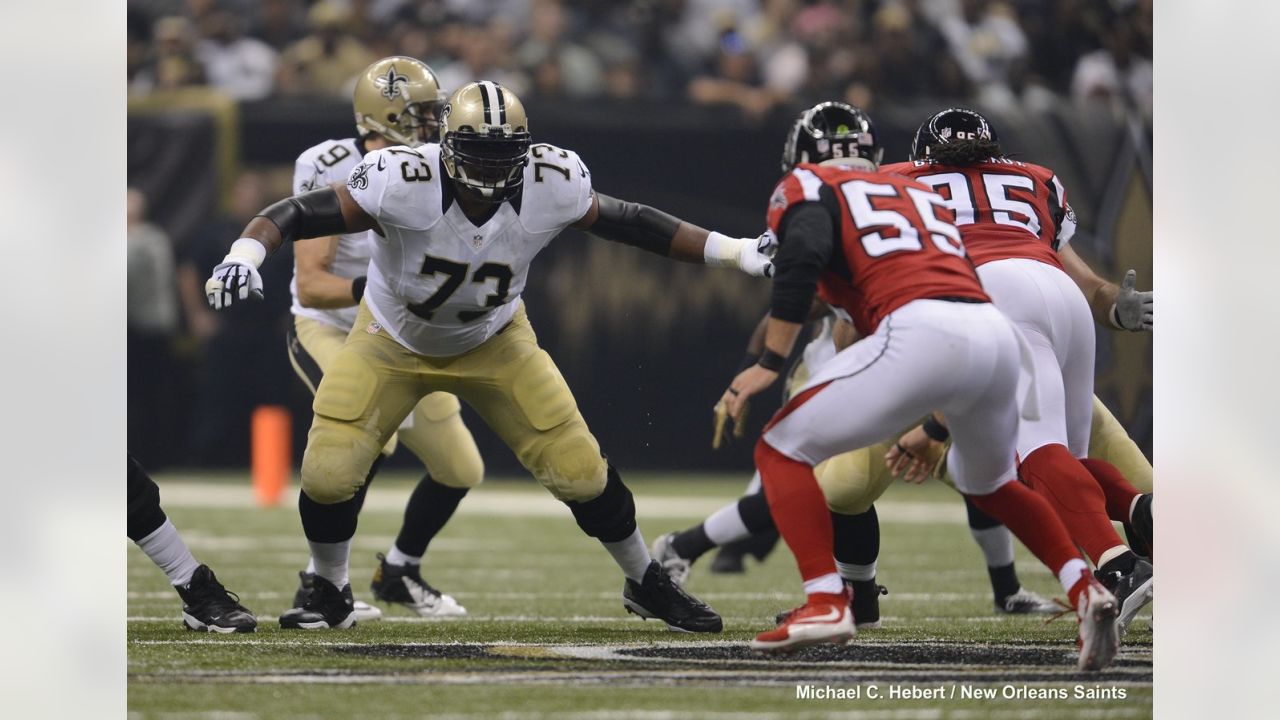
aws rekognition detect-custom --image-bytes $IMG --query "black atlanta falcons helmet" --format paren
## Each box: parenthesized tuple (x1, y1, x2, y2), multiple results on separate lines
(909, 107, 999, 161)
(781, 101, 883, 173)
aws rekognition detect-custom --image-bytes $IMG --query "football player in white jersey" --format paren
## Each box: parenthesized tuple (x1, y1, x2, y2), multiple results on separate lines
(285, 57, 481, 621)
(206, 80, 773, 632)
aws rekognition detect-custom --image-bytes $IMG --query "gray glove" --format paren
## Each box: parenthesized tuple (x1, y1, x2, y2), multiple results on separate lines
(1110, 269, 1152, 331)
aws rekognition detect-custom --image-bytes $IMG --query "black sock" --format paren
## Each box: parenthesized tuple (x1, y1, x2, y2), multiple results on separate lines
(737, 491, 775, 533)
(988, 563, 1021, 602)
(832, 506, 879, 567)
(299, 456, 383, 544)
(566, 463, 637, 543)
(394, 474, 469, 557)
(672, 524, 715, 561)
(127, 455, 167, 542)
(1098, 550, 1138, 578)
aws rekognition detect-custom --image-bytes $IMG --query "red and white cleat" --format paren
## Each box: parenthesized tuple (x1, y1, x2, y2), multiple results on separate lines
(750, 589, 855, 655)
(1073, 572, 1121, 672)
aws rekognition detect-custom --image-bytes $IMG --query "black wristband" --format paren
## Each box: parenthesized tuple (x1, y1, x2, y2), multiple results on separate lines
(737, 353, 761, 373)
(922, 414, 950, 442)
(352, 276, 367, 303)
(757, 348, 787, 372)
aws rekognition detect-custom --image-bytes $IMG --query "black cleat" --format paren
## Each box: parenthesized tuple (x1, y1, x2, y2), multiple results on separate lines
(280, 574, 357, 630)
(296, 570, 383, 621)
(623, 560, 722, 633)
(1097, 556, 1153, 635)
(1126, 493, 1153, 558)
(370, 554, 466, 617)
(850, 580, 889, 629)
(176, 565, 257, 633)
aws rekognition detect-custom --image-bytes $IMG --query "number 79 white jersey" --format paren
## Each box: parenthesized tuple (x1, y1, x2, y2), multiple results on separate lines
(346, 142, 593, 357)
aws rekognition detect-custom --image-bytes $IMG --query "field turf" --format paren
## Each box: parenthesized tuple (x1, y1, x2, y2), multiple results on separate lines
(128, 472, 1152, 719)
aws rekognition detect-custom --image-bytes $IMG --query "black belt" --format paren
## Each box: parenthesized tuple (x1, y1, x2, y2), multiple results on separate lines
(930, 295, 986, 304)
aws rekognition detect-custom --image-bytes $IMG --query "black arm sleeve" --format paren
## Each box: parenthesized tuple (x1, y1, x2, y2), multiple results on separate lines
(255, 187, 348, 242)
(587, 193, 681, 256)
(770, 202, 836, 323)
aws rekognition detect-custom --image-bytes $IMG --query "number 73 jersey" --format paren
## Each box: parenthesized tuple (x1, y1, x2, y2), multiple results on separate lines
(766, 164, 989, 337)
(346, 142, 592, 357)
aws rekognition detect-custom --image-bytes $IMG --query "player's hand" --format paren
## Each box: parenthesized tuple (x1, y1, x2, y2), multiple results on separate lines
(722, 365, 777, 420)
(711, 395, 749, 449)
(885, 425, 943, 484)
(1111, 269, 1152, 331)
(738, 233, 775, 278)
(205, 260, 264, 310)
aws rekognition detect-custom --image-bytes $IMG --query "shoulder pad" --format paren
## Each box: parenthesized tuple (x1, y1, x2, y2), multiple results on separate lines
(520, 143, 593, 231)
(347, 145, 442, 230)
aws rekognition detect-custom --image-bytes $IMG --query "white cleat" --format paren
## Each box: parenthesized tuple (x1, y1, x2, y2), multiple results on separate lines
(353, 600, 383, 622)
(997, 587, 1061, 615)
(371, 553, 467, 617)
(650, 532, 693, 587)
(1075, 576, 1121, 672)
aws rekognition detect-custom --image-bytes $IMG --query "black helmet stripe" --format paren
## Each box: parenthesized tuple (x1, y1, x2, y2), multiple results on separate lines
(480, 81, 502, 126)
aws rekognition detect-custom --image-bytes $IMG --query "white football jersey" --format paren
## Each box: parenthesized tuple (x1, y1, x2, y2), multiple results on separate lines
(289, 137, 374, 331)
(346, 142, 593, 357)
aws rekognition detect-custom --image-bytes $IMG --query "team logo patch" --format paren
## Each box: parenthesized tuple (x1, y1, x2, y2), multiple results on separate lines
(768, 185, 788, 210)
(939, 127, 953, 141)
(366, 321, 382, 334)
(348, 162, 371, 190)
(375, 66, 409, 100)
(471, 233, 484, 248)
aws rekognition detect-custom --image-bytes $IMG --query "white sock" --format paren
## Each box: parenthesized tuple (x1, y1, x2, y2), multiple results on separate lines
(309, 540, 351, 589)
(137, 520, 201, 586)
(1056, 558, 1090, 594)
(305, 557, 317, 574)
(836, 559, 876, 582)
(744, 470, 762, 495)
(970, 525, 1016, 568)
(385, 545, 420, 567)
(1128, 494, 1143, 523)
(803, 573, 845, 596)
(602, 527, 651, 583)
(703, 502, 751, 545)
(1097, 545, 1130, 568)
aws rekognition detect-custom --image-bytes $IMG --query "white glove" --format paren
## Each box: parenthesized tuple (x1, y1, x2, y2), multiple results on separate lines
(1109, 269, 1152, 331)
(205, 238, 267, 310)
(704, 231, 775, 278)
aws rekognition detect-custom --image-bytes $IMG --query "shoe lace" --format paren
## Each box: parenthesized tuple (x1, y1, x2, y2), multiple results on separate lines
(1042, 597, 1075, 626)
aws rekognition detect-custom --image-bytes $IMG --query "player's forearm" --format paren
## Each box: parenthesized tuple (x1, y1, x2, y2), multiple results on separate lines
(1086, 282, 1120, 327)
(236, 186, 367, 263)
(297, 270, 365, 309)
(589, 193, 758, 268)
(756, 318, 803, 371)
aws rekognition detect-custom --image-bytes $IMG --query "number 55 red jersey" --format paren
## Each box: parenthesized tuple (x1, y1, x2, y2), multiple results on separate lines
(765, 163, 989, 337)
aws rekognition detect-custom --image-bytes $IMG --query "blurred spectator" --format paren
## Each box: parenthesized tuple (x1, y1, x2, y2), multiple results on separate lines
(130, 16, 207, 95)
(176, 170, 298, 466)
(858, 1, 964, 102)
(436, 21, 530, 98)
(935, 0, 1028, 102)
(128, 189, 181, 466)
(517, 0, 604, 98)
(252, 0, 308, 51)
(688, 29, 788, 122)
(195, 4, 279, 101)
(668, 0, 762, 71)
(1071, 18, 1153, 118)
(277, 1, 376, 97)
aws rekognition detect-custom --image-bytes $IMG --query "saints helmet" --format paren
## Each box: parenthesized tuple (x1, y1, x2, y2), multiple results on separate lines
(781, 101, 882, 174)
(439, 80, 532, 202)
(353, 56, 446, 147)
(910, 107, 998, 161)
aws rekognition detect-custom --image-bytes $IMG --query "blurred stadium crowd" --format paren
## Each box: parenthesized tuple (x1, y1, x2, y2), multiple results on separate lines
(128, 0, 1152, 119)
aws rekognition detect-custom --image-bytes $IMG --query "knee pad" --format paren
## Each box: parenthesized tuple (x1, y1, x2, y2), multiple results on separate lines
(301, 420, 382, 504)
(529, 421, 606, 502)
(126, 455, 166, 541)
(566, 464, 636, 542)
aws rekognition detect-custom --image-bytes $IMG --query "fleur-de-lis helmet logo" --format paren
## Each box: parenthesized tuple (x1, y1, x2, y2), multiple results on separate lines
(374, 65, 409, 100)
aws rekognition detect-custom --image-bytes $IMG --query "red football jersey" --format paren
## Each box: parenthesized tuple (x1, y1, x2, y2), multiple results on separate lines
(765, 163, 989, 336)
(880, 158, 1077, 269)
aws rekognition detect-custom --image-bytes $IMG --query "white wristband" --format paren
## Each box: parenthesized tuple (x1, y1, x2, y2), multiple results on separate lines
(1107, 303, 1123, 330)
(703, 231, 747, 269)
(225, 238, 268, 268)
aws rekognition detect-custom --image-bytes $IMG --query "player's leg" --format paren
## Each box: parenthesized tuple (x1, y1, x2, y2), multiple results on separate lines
(1086, 396, 1153, 556)
(942, 304, 1116, 670)
(651, 477, 774, 586)
(128, 455, 256, 633)
(285, 316, 388, 622)
(818, 445, 895, 629)
(456, 307, 720, 632)
(284, 310, 425, 630)
(708, 473, 780, 573)
(371, 391, 484, 617)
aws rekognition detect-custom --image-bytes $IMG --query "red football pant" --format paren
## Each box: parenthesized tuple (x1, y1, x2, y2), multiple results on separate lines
(1019, 444, 1125, 564)
(966, 478, 1083, 584)
(755, 439, 836, 583)
(1080, 457, 1141, 524)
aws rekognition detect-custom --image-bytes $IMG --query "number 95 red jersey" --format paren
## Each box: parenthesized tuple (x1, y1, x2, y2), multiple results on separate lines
(765, 163, 989, 337)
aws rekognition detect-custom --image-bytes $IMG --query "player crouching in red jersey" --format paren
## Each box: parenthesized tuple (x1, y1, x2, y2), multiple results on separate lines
(721, 102, 1119, 671)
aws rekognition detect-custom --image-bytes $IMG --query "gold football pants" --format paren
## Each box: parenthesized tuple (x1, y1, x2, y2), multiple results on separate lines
(300, 303, 606, 504)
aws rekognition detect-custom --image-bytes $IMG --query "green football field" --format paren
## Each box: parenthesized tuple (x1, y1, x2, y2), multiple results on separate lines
(128, 472, 1152, 719)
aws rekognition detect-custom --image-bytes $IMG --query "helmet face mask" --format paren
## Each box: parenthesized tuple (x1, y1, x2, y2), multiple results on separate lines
(781, 101, 883, 174)
(354, 57, 446, 148)
(439, 81, 531, 203)
(910, 107, 999, 161)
